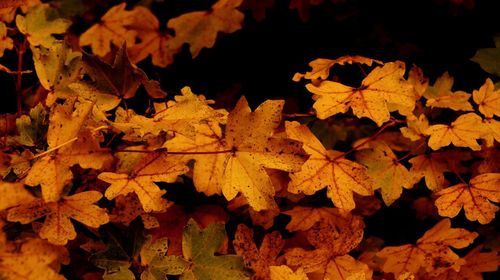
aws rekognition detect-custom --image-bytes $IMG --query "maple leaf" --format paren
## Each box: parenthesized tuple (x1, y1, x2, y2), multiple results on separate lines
(471, 35, 500, 76)
(16, 4, 71, 48)
(0, 181, 34, 211)
(109, 194, 160, 229)
(139, 236, 189, 280)
(400, 114, 429, 142)
(25, 100, 113, 202)
(481, 118, 500, 147)
(0, 238, 68, 280)
(377, 219, 478, 278)
(293, 55, 383, 81)
(167, 0, 245, 58)
(14, 103, 48, 147)
(79, 3, 137, 57)
(98, 149, 188, 212)
(408, 152, 449, 191)
(0, 0, 39, 23)
(0, 22, 13, 57)
(155, 219, 250, 279)
(31, 41, 82, 92)
(306, 61, 415, 126)
(126, 6, 178, 67)
(283, 206, 364, 233)
(355, 141, 412, 205)
(7, 191, 109, 245)
(423, 72, 473, 111)
(82, 45, 166, 100)
(284, 211, 368, 279)
(165, 96, 304, 211)
(286, 121, 372, 210)
(434, 173, 500, 224)
(91, 230, 135, 280)
(426, 245, 500, 280)
(233, 224, 285, 279)
(473, 78, 500, 118)
(269, 266, 307, 280)
(425, 113, 487, 151)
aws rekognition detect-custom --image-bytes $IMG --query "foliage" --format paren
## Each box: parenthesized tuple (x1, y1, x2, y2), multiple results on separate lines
(0, 0, 499, 279)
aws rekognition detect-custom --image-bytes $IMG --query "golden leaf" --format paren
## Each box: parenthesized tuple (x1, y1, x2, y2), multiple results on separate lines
(269, 266, 308, 280)
(286, 121, 372, 210)
(424, 72, 473, 111)
(473, 78, 500, 118)
(7, 191, 109, 245)
(0, 181, 34, 211)
(306, 62, 415, 126)
(408, 153, 449, 191)
(434, 173, 500, 224)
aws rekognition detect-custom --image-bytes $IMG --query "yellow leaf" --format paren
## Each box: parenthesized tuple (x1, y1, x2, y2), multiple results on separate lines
(425, 113, 487, 151)
(165, 96, 305, 211)
(481, 118, 500, 147)
(286, 121, 372, 210)
(283, 206, 363, 232)
(98, 150, 188, 212)
(355, 141, 412, 205)
(325, 255, 372, 280)
(307, 61, 415, 126)
(473, 78, 500, 118)
(26, 100, 112, 202)
(233, 224, 284, 279)
(269, 266, 308, 280)
(408, 153, 449, 191)
(400, 114, 429, 142)
(294, 55, 383, 81)
(435, 173, 500, 224)
(377, 219, 477, 278)
(167, 0, 244, 58)
(79, 3, 137, 57)
(424, 72, 473, 111)
(7, 191, 109, 245)
(0, 22, 13, 57)
(0, 238, 68, 280)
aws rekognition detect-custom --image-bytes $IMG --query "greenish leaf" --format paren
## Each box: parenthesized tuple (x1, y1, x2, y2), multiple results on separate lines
(16, 4, 71, 48)
(472, 36, 500, 77)
(15, 103, 48, 147)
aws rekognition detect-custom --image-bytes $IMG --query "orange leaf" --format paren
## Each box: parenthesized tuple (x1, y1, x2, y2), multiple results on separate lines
(233, 224, 285, 279)
(286, 121, 373, 210)
(425, 113, 487, 151)
(473, 78, 500, 118)
(434, 173, 500, 224)
(306, 61, 415, 126)
(424, 72, 473, 111)
(408, 153, 449, 191)
(7, 191, 109, 245)
(377, 219, 478, 277)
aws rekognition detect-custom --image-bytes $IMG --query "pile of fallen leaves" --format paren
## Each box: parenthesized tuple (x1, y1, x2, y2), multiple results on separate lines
(0, 1, 499, 279)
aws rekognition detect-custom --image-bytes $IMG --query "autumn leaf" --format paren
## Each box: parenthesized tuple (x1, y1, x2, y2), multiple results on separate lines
(283, 206, 364, 233)
(79, 3, 137, 57)
(269, 266, 307, 280)
(434, 173, 500, 224)
(425, 113, 487, 151)
(139, 236, 189, 280)
(126, 6, 178, 67)
(14, 103, 48, 147)
(400, 114, 429, 142)
(167, 0, 245, 58)
(293, 55, 383, 81)
(306, 61, 415, 126)
(98, 149, 188, 212)
(16, 4, 71, 48)
(408, 152, 449, 191)
(0, 181, 34, 211)
(7, 191, 109, 245)
(377, 219, 478, 278)
(165, 96, 305, 211)
(0, 238, 68, 280)
(471, 35, 500, 76)
(82, 45, 166, 100)
(233, 224, 285, 279)
(426, 245, 500, 280)
(166, 219, 250, 279)
(473, 78, 500, 118)
(25, 100, 112, 202)
(286, 121, 372, 210)
(355, 141, 412, 205)
(423, 72, 473, 111)
(0, 22, 13, 57)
